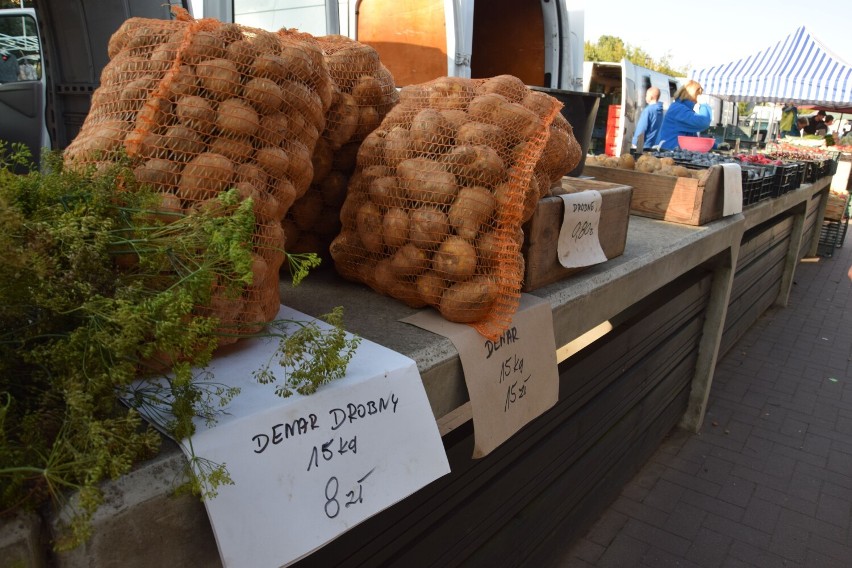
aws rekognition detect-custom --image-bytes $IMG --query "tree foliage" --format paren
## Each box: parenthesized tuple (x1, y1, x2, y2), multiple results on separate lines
(585, 35, 687, 77)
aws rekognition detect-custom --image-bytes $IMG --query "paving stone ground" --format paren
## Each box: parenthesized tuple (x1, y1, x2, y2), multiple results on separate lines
(557, 225, 852, 568)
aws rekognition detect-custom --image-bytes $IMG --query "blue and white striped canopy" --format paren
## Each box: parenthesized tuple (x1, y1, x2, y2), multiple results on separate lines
(689, 26, 852, 109)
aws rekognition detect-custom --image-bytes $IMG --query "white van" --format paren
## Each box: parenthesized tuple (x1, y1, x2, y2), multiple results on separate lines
(583, 59, 680, 156)
(583, 59, 739, 156)
(197, 0, 585, 90)
(0, 2, 187, 167)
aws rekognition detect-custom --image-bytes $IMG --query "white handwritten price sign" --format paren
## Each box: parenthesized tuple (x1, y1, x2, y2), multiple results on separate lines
(557, 190, 608, 268)
(130, 305, 450, 568)
(403, 294, 559, 458)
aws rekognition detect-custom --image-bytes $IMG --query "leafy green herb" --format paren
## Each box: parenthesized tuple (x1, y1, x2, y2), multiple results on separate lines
(0, 143, 351, 549)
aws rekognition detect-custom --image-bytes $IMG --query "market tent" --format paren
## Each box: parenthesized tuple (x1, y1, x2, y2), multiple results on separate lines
(689, 26, 852, 110)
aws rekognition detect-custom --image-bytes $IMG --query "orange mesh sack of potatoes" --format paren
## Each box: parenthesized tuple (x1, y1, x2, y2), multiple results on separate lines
(329, 74, 564, 339)
(62, 8, 334, 342)
(285, 35, 399, 259)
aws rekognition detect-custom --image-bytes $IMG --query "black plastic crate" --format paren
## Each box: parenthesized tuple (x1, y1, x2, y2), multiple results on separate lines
(817, 219, 848, 257)
(769, 162, 800, 197)
(741, 165, 773, 205)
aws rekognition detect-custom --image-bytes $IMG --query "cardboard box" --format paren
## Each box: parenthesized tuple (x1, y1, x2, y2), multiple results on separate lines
(584, 164, 724, 226)
(521, 178, 632, 291)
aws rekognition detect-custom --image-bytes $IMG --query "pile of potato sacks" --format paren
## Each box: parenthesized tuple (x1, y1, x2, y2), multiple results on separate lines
(64, 9, 583, 338)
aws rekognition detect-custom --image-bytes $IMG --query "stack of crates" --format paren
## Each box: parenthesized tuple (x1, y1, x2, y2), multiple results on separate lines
(604, 104, 621, 156)
(818, 190, 849, 257)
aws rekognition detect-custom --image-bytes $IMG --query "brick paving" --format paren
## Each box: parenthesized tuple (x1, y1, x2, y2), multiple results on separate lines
(559, 227, 852, 568)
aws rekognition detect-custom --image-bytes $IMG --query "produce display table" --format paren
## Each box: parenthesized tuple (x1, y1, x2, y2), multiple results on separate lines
(6, 178, 833, 568)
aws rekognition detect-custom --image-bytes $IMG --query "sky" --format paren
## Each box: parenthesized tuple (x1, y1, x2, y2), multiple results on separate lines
(583, 0, 852, 74)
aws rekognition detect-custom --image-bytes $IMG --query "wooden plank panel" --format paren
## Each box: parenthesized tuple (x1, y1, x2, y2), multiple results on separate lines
(357, 0, 447, 86)
(521, 180, 632, 291)
(585, 164, 723, 225)
(293, 269, 712, 567)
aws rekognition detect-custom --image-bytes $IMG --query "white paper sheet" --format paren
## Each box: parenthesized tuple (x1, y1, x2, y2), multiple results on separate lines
(557, 190, 608, 268)
(722, 163, 743, 216)
(128, 305, 450, 568)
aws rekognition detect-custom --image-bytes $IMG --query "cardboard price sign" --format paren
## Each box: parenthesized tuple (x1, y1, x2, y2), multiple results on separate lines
(403, 294, 559, 457)
(557, 190, 608, 268)
(129, 305, 450, 568)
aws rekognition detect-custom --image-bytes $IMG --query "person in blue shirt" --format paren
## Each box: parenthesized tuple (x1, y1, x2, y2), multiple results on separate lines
(657, 80, 712, 150)
(631, 86, 663, 149)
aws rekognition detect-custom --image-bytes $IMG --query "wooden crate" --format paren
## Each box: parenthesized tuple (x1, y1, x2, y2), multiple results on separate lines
(584, 164, 724, 226)
(824, 190, 849, 221)
(521, 178, 632, 291)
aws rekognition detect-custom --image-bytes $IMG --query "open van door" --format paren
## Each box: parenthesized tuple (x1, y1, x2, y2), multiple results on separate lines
(0, 8, 49, 166)
(616, 59, 638, 156)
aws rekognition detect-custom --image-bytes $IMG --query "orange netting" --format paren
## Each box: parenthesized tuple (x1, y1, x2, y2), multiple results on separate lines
(63, 9, 333, 343)
(284, 35, 399, 259)
(329, 74, 571, 339)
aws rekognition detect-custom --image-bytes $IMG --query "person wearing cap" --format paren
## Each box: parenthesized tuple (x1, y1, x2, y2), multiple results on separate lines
(657, 80, 713, 150)
(632, 86, 664, 149)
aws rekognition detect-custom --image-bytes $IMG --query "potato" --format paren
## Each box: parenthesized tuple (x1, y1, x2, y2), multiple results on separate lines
(415, 271, 446, 306)
(439, 277, 498, 323)
(255, 146, 290, 178)
(286, 140, 315, 197)
(477, 230, 501, 268)
(478, 74, 528, 103)
(134, 158, 181, 192)
(355, 201, 384, 253)
(217, 98, 260, 138)
(330, 232, 366, 280)
(176, 95, 216, 135)
(195, 58, 241, 100)
(146, 192, 183, 224)
(209, 135, 255, 163)
(456, 121, 506, 148)
(618, 154, 636, 170)
(358, 130, 386, 164)
(449, 144, 505, 186)
(324, 91, 359, 149)
(290, 191, 324, 230)
(236, 163, 268, 190)
(162, 124, 206, 160)
(493, 101, 542, 141)
(184, 31, 224, 64)
(522, 90, 559, 118)
(278, 45, 316, 84)
(118, 75, 157, 112)
(311, 137, 334, 185)
(225, 39, 260, 73)
(449, 185, 497, 240)
(177, 152, 234, 202)
(351, 75, 383, 106)
(410, 108, 453, 154)
(410, 206, 449, 249)
(382, 207, 410, 249)
(427, 76, 475, 110)
(433, 236, 477, 281)
(383, 127, 413, 167)
(281, 80, 326, 133)
(274, 178, 299, 214)
(251, 52, 287, 84)
(389, 243, 429, 277)
(468, 92, 506, 123)
(247, 30, 281, 56)
(243, 77, 284, 114)
(355, 106, 382, 140)
(257, 113, 289, 147)
(169, 64, 199, 98)
(398, 158, 458, 204)
(366, 175, 402, 208)
(319, 171, 348, 208)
